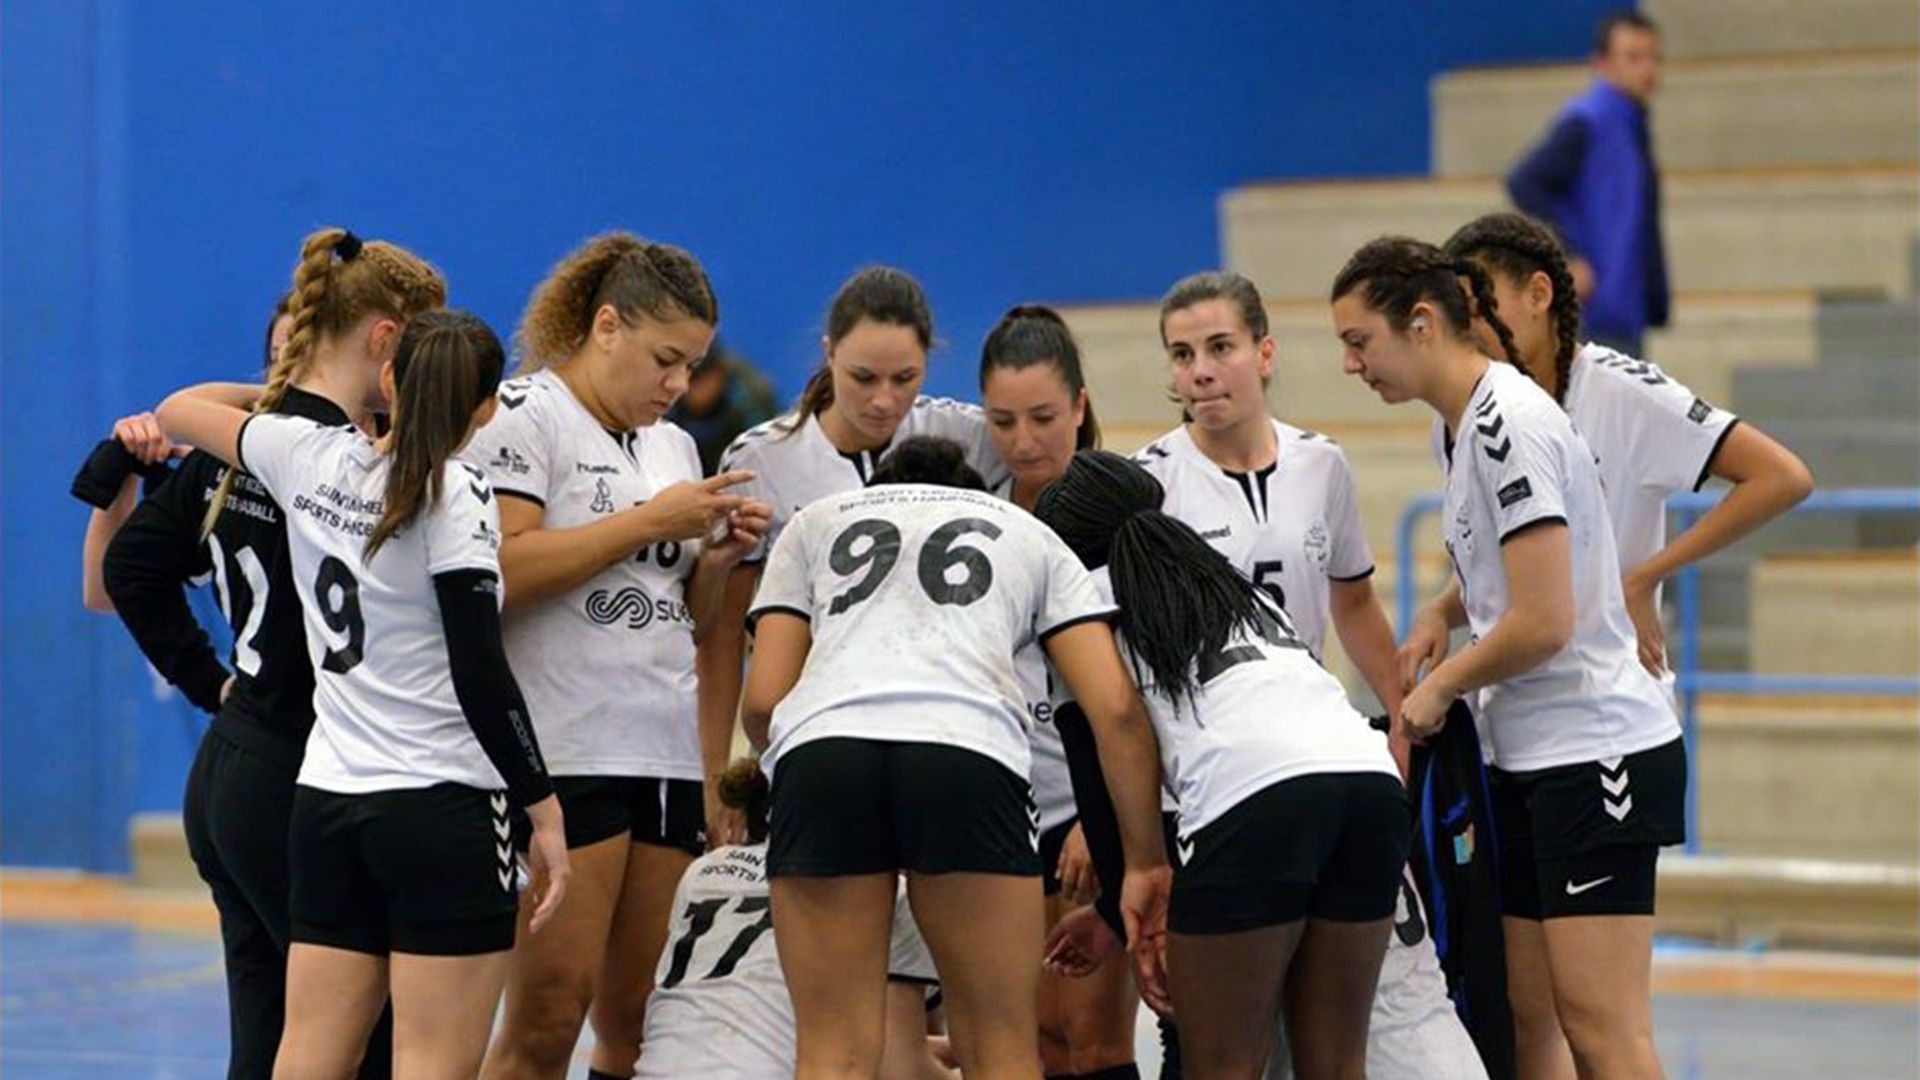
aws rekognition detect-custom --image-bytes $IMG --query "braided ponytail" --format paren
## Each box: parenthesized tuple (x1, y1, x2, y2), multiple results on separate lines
(1444, 212, 1581, 405)
(202, 228, 445, 537)
(515, 232, 717, 373)
(1035, 450, 1269, 707)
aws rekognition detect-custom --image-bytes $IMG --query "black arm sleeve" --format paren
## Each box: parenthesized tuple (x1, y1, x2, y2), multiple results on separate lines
(1505, 114, 1590, 252)
(1053, 701, 1128, 938)
(102, 460, 230, 713)
(435, 569, 554, 808)
(72, 438, 173, 509)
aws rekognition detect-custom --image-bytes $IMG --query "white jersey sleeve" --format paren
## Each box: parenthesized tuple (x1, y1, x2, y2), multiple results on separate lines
(1034, 535, 1115, 641)
(425, 463, 504, 578)
(1578, 345, 1737, 496)
(903, 396, 1008, 489)
(1464, 390, 1570, 543)
(1323, 445, 1374, 581)
(237, 412, 323, 500)
(717, 414, 797, 564)
(464, 374, 553, 506)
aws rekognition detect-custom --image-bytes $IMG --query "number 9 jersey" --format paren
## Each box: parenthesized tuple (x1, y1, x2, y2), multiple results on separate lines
(748, 484, 1115, 779)
(237, 413, 510, 794)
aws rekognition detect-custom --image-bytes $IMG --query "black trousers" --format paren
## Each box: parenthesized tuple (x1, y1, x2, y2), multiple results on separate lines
(182, 729, 393, 1080)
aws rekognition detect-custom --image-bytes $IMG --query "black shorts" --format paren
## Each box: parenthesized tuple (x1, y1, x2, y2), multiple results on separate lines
(768, 738, 1042, 878)
(289, 784, 519, 957)
(1039, 817, 1079, 897)
(1170, 772, 1410, 935)
(1493, 737, 1687, 919)
(532, 775, 705, 853)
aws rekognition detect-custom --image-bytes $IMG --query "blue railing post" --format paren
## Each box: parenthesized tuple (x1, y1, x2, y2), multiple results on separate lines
(1394, 493, 1444, 634)
(1672, 505, 1703, 853)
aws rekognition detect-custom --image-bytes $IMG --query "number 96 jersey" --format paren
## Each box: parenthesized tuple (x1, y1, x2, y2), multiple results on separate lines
(462, 369, 706, 780)
(749, 484, 1115, 779)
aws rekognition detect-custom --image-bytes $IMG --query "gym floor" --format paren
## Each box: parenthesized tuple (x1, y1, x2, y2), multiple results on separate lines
(3, 875, 1915, 1079)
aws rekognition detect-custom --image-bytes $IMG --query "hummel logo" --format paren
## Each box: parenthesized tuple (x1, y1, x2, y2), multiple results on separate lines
(1474, 396, 1498, 418)
(1482, 436, 1512, 462)
(1565, 875, 1613, 896)
(1475, 414, 1504, 439)
(499, 390, 528, 410)
(1176, 835, 1196, 865)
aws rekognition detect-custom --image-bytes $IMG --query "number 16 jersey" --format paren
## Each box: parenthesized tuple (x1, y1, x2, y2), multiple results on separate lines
(750, 484, 1114, 779)
(463, 368, 707, 780)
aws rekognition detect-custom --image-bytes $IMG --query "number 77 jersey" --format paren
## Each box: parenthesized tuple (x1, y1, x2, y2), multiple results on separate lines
(748, 483, 1116, 780)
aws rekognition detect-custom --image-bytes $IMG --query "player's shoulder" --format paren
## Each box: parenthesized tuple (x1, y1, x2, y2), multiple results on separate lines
(495, 370, 555, 412)
(1131, 424, 1188, 473)
(439, 457, 497, 510)
(1575, 343, 1683, 399)
(903, 395, 985, 437)
(720, 411, 803, 469)
(1275, 419, 1349, 466)
(648, 418, 702, 461)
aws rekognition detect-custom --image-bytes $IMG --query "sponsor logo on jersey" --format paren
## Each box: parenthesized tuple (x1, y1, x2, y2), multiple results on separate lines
(590, 478, 616, 514)
(470, 518, 501, 550)
(488, 445, 532, 476)
(576, 462, 620, 475)
(1496, 477, 1533, 509)
(584, 585, 692, 629)
(1304, 522, 1330, 569)
(1687, 398, 1713, 424)
(1198, 525, 1232, 540)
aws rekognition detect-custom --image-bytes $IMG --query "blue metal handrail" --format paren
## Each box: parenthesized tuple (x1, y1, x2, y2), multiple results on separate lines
(1392, 487, 1920, 853)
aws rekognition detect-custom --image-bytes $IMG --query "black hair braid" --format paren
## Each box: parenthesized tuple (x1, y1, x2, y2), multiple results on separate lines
(1034, 450, 1268, 708)
(1458, 259, 1523, 370)
(1445, 212, 1582, 404)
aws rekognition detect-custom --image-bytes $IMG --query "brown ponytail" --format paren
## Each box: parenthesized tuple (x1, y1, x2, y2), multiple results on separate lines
(1329, 236, 1520, 373)
(715, 757, 772, 843)
(203, 227, 445, 537)
(785, 265, 933, 436)
(514, 232, 717, 373)
(365, 310, 507, 560)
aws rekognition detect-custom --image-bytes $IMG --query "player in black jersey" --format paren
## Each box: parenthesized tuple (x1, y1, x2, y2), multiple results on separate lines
(76, 295, 292, 614)
(90, 235, 443, 1080)
(979, 305, 1142, 1080)
(157, 305, 569, 1080)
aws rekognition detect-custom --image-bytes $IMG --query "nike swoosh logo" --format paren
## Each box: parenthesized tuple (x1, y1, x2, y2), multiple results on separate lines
(1565, 875, 1614, 896)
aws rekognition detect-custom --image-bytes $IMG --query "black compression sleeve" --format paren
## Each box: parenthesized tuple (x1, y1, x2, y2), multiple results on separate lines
(1053, 701, 1128, 938)
(72, 439, 172, 510)
(434, 569, 553, 807)
(102, 460, 229, 713)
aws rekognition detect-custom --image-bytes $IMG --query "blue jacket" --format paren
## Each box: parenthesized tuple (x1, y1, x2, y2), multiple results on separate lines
(1507, 81, 1670, 340)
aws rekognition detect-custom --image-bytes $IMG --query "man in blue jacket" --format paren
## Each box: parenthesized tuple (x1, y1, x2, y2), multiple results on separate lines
(1507, 11, 1669, 356)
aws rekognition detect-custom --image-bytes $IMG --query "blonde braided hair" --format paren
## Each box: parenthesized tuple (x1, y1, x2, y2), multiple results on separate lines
(201, 227, 446, 537)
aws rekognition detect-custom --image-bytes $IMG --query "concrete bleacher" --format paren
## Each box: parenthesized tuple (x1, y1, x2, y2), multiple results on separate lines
(1059, 0, 1919, 948)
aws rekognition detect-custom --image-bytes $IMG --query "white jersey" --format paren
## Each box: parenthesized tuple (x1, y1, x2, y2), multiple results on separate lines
(637, 844, 935, 1080)
(719, 396, 1007, 564)
(995, 479, 1079, 833)
(237, 414, 508, 794)
(1090, 570, 1397, 840)
(462, 369, 705, 779)
(1565, 343, 1739, 593)
(1135, 419, 1373, 659)
(750, 484, 1114, 779)
(1434, 362, 1680, 771)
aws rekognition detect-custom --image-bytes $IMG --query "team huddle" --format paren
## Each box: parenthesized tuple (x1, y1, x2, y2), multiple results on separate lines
(74, 216, 1812, 1080)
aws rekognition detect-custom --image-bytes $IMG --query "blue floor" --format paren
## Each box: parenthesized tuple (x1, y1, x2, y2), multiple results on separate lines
(5, 921, 1916, 1079)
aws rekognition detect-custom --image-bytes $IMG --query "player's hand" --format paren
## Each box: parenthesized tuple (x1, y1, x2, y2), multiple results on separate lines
(1399, 676, 1456, 744)
(1396, 604, 1452, 695)
(1120, 865, 1173, 1016)
(698, 499, 772, 571)
(703, 783, 746, 851)
(113, 412, 187, 465)
(522, 794, 571, 933)
(635, 472, 757, 543)
(1043, 903, 1121, 978)
(1056, 822, 1098, 906)
(1622, 573, 1667, 677)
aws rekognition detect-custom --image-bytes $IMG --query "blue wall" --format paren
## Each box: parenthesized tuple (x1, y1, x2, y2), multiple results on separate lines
(2, 0, 1612, 870)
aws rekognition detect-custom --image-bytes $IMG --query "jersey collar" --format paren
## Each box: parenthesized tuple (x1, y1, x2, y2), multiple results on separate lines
(279, 386, 353, 428)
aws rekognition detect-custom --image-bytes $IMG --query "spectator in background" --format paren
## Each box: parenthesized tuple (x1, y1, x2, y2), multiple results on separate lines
(668, 337, 780, 474)
(1507, 10, 1669, 357)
